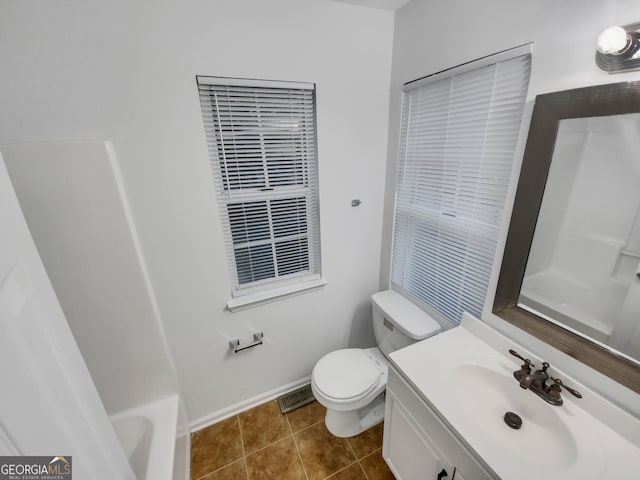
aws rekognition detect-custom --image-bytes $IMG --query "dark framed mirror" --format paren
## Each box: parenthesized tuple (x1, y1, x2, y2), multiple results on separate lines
(493, 81, 640, 393)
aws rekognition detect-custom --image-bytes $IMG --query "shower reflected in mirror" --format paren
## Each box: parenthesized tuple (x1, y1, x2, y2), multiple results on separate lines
(519, 114, 640, 361)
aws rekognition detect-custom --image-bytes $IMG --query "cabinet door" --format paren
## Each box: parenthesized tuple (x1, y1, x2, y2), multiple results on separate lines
(384, 391, 455, 480)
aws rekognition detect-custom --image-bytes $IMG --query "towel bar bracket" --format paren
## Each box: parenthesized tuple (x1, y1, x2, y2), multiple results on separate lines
(229, 332, 264, 353)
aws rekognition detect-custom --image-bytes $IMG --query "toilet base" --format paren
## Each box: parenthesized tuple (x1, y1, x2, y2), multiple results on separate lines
(324, 392, 385, 438)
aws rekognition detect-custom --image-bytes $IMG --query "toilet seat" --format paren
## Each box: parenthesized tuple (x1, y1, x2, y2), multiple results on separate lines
(312, 348, 384, 402)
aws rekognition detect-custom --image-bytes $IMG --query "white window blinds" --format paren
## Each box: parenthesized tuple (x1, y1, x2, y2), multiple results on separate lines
(198, 77, 321, 298)
(391, 49, 531, 324)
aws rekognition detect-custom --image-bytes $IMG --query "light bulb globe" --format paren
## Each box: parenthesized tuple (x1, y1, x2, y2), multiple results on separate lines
(596, 26, 630, 55)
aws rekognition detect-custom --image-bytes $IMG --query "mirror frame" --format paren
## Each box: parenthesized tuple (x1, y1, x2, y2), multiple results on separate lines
(493, 81, 640, 393)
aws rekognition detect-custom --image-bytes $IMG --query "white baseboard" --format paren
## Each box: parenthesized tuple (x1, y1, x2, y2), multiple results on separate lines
(189, 376, 312, 433)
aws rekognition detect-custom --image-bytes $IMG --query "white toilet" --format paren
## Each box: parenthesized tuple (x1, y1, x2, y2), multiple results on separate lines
(311, 290, 441, 437)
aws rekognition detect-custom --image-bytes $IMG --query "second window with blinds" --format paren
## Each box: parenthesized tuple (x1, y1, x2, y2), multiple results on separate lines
(391, 47, 532, 325)
(198, 77, 322, 309)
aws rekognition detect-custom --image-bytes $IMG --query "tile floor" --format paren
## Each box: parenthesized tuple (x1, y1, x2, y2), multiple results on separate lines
(191, 399, 395, 480)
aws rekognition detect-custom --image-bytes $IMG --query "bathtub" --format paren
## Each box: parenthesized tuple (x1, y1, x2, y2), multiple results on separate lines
(519, 270, 624, 343)
(110, 395, 179, 480)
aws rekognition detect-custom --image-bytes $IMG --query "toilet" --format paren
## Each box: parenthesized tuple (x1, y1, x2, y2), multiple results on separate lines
(311, 290, 441, 437)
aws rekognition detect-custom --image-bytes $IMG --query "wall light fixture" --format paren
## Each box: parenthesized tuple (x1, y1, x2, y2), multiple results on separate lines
(596, 22, 640, 73)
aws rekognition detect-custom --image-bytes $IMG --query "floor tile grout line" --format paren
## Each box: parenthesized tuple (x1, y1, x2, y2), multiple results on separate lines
(346, 435, 359, 462)
(357, 459, 371, 480)
(243, 432, 295, 457)
(193, 467, 210, 480)
(236, 415, 250, 480)
(286, 414, 310, 480)
(240, 403, 286, 458)
(290, 417, 325, 435)
(193, 469, 210, 480)
(359, 447, 383, 480)
(240, 401, 296, 457)
(359, 446, 383, 462)
(298, 421, 362, 480)
(195, 457, 245, 480)
(191, 416, 246, 480)
(241, 432, 311, 480)
(321, 459, 360, 480)
(283, 406, 294, 436)
(237, 414, 247, 458)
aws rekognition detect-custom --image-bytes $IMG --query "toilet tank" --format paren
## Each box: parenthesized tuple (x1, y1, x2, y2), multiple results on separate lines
(371, 290, 442, 357)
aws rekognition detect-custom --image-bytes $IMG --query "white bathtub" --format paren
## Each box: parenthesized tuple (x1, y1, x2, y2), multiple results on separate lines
(519, 269, 625, 342)
(110, 395, 179, 480)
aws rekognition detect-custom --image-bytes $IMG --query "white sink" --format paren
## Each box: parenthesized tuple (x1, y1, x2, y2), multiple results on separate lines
(451, 363, 579, 468)
(389, 316, 640, 479)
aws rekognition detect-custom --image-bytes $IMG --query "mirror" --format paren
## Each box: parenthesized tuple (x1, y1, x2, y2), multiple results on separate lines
(493, 81, 640, 393)
(520, 114, 640, 357)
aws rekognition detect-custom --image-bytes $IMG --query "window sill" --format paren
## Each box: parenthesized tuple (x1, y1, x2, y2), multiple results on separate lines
(227, 278, 328, 312)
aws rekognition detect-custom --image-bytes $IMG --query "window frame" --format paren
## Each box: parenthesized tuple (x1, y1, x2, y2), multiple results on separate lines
(197, 76, 324, 310)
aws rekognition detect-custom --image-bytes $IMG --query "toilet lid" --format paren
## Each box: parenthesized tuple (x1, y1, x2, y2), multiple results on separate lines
(313, 349, 381, 400)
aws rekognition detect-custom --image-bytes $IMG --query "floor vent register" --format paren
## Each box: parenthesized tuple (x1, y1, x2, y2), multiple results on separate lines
(277, 384, 315, 413)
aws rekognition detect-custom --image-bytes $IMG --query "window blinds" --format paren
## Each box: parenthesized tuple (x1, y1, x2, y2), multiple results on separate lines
(198, 77, 321, 297)
(391, 50, 531, 324)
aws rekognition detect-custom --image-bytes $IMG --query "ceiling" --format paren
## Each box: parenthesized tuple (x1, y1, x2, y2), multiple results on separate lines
(332, 0, 412, 11)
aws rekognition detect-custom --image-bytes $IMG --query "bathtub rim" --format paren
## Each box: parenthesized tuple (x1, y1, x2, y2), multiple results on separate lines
(109, 394, 179, 480)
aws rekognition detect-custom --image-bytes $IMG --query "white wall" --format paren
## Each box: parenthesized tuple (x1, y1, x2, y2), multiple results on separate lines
(382, 0, 640, 413)
(0, 0, 394, 423)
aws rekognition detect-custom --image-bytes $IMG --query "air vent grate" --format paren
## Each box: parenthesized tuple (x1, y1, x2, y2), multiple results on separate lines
(277, 384, 315, 413)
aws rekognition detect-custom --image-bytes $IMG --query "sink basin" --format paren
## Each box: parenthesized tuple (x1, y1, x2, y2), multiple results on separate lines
(451, 364, 578, 468)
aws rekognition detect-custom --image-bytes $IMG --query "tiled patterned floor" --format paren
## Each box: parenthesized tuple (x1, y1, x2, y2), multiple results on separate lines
(191, 399, 395, 480)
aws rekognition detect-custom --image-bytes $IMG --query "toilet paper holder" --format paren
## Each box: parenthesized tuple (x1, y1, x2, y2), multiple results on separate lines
(229, 332, 263, 353)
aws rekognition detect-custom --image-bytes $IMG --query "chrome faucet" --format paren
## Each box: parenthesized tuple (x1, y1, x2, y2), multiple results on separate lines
(508, 349, 582, 406)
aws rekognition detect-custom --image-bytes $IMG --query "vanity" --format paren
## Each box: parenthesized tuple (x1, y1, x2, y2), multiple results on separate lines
(383, 314, 640, 479)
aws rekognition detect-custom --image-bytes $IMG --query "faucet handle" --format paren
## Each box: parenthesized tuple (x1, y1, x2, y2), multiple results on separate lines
(509, 349, 534, 369)
(551, 377, 583, 399)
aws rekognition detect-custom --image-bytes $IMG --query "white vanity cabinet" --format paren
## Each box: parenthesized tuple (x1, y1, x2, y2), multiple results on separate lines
(383, 366, 496, 480)
(383, 321, 640, 479)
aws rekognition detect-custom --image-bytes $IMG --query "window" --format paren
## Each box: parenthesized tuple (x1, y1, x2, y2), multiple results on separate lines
(391, 46, 531, 324)
(197, 77, 322, 308)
